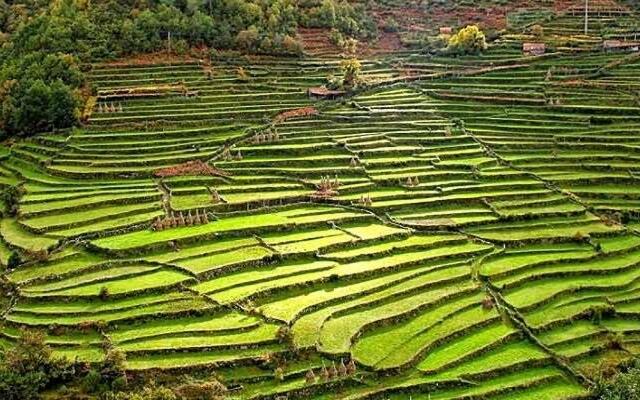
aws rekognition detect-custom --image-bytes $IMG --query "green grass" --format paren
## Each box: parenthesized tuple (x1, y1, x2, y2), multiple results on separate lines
(22, 264, 158, 293)
(9, 296, 213, 325)
(119, 323, 279, 352)
(3, 52, 640, 399)
(357, 299, 499, 370)
(433, 340, 549, 379)
(92, 206, 365, 251)
(318, 268, 477, 356)
(109, 312, 260, 343)
(23, 268, 193, 297)
(7, 252, 104, 283)
(504, 263, 640, 310)
(125, 344, 285, 370)
(322, 234, 463, 260)
(172, 245, 273, 274)
(1, 218, 58, 251)
(418, 322, 517, 373)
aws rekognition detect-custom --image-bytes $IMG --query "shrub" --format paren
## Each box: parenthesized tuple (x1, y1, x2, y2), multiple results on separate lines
(423, 34, 448, 53)
(99, 286, 110, 300)
(274, 367, 285, 381)
(281, 35, 303, 55)
(171, 39, 189, 55)
(0, 370, 47, 400)
(236, 67, 250, 83)
(0, 185, 23, 217)
(173, 380, 227, 400)
(329, 28, 343, 45)
(105, 385, 177, 400)
(7, 251, 21, 270)
(383, 17, 399, 33)
(573, 231, 586, 242)
(340, 37, 358, 55)
(530, 24, 544, 38)
(81, 369, 103, 393)
(101, 348, 127, 387)
(597, 361, 640, 400)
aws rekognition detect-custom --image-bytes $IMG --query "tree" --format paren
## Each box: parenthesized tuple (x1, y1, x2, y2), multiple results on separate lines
(303, 0, 377, 40)
(48, 80, 80, 129)
(0, 50, 86, 137)
(446, 25, 487, 55)
(235, 26, 260, 52)
(0, 328, 75, 400)
(13, 79, 52, 133)
(340, 57, 361, 88)
(341, 37, 358, 55)
(281, 34, 303, 55)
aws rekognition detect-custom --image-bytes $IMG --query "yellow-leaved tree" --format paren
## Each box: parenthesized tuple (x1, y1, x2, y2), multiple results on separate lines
(341, 58, 362, 88)
(447, 25, 487, 55)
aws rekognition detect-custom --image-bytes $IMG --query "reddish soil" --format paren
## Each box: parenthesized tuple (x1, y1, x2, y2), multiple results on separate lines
(299, 27, 405, 57)
(555, 0, 629, 13)
(362, 31, 405, 55)
(298, 28, 343, 56)
(99, 50, 207, 67)
(274, 106, 319, 123)
(154, 160, 229, 178)
(371, 0, 553, 34)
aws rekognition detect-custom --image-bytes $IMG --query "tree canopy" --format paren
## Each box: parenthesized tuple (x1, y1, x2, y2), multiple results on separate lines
(0, 0, 380, 137)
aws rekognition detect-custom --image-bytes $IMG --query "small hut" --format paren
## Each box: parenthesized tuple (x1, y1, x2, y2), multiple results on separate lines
(523, 42, 546, 56)
(602, 40, 639, 53)
(307, 86, 346, 100)
(439, 27, 453, 35)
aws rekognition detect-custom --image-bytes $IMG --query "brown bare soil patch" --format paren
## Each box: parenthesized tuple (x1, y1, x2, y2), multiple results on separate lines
(555, 0, 629, 13)
(361, 31, 405, 56)
(98, 50, 206, 67)
(298, 28, 342, 57)
(274, 106, 319, 123)
(154, 160, 229, 178)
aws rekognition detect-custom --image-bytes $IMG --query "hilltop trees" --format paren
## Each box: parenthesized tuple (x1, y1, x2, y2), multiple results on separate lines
(301, 0, 377, 41)
(1, 0, 303, 58)
(0, 0, 309, 137)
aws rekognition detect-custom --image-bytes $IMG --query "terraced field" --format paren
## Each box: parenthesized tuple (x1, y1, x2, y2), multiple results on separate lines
(3, 5, 640, 398)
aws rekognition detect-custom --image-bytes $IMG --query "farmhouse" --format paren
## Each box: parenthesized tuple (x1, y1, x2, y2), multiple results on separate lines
(523, 42, 546, 56)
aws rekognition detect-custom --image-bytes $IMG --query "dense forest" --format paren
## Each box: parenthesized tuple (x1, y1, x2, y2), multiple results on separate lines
(0, 0, 376, 137)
